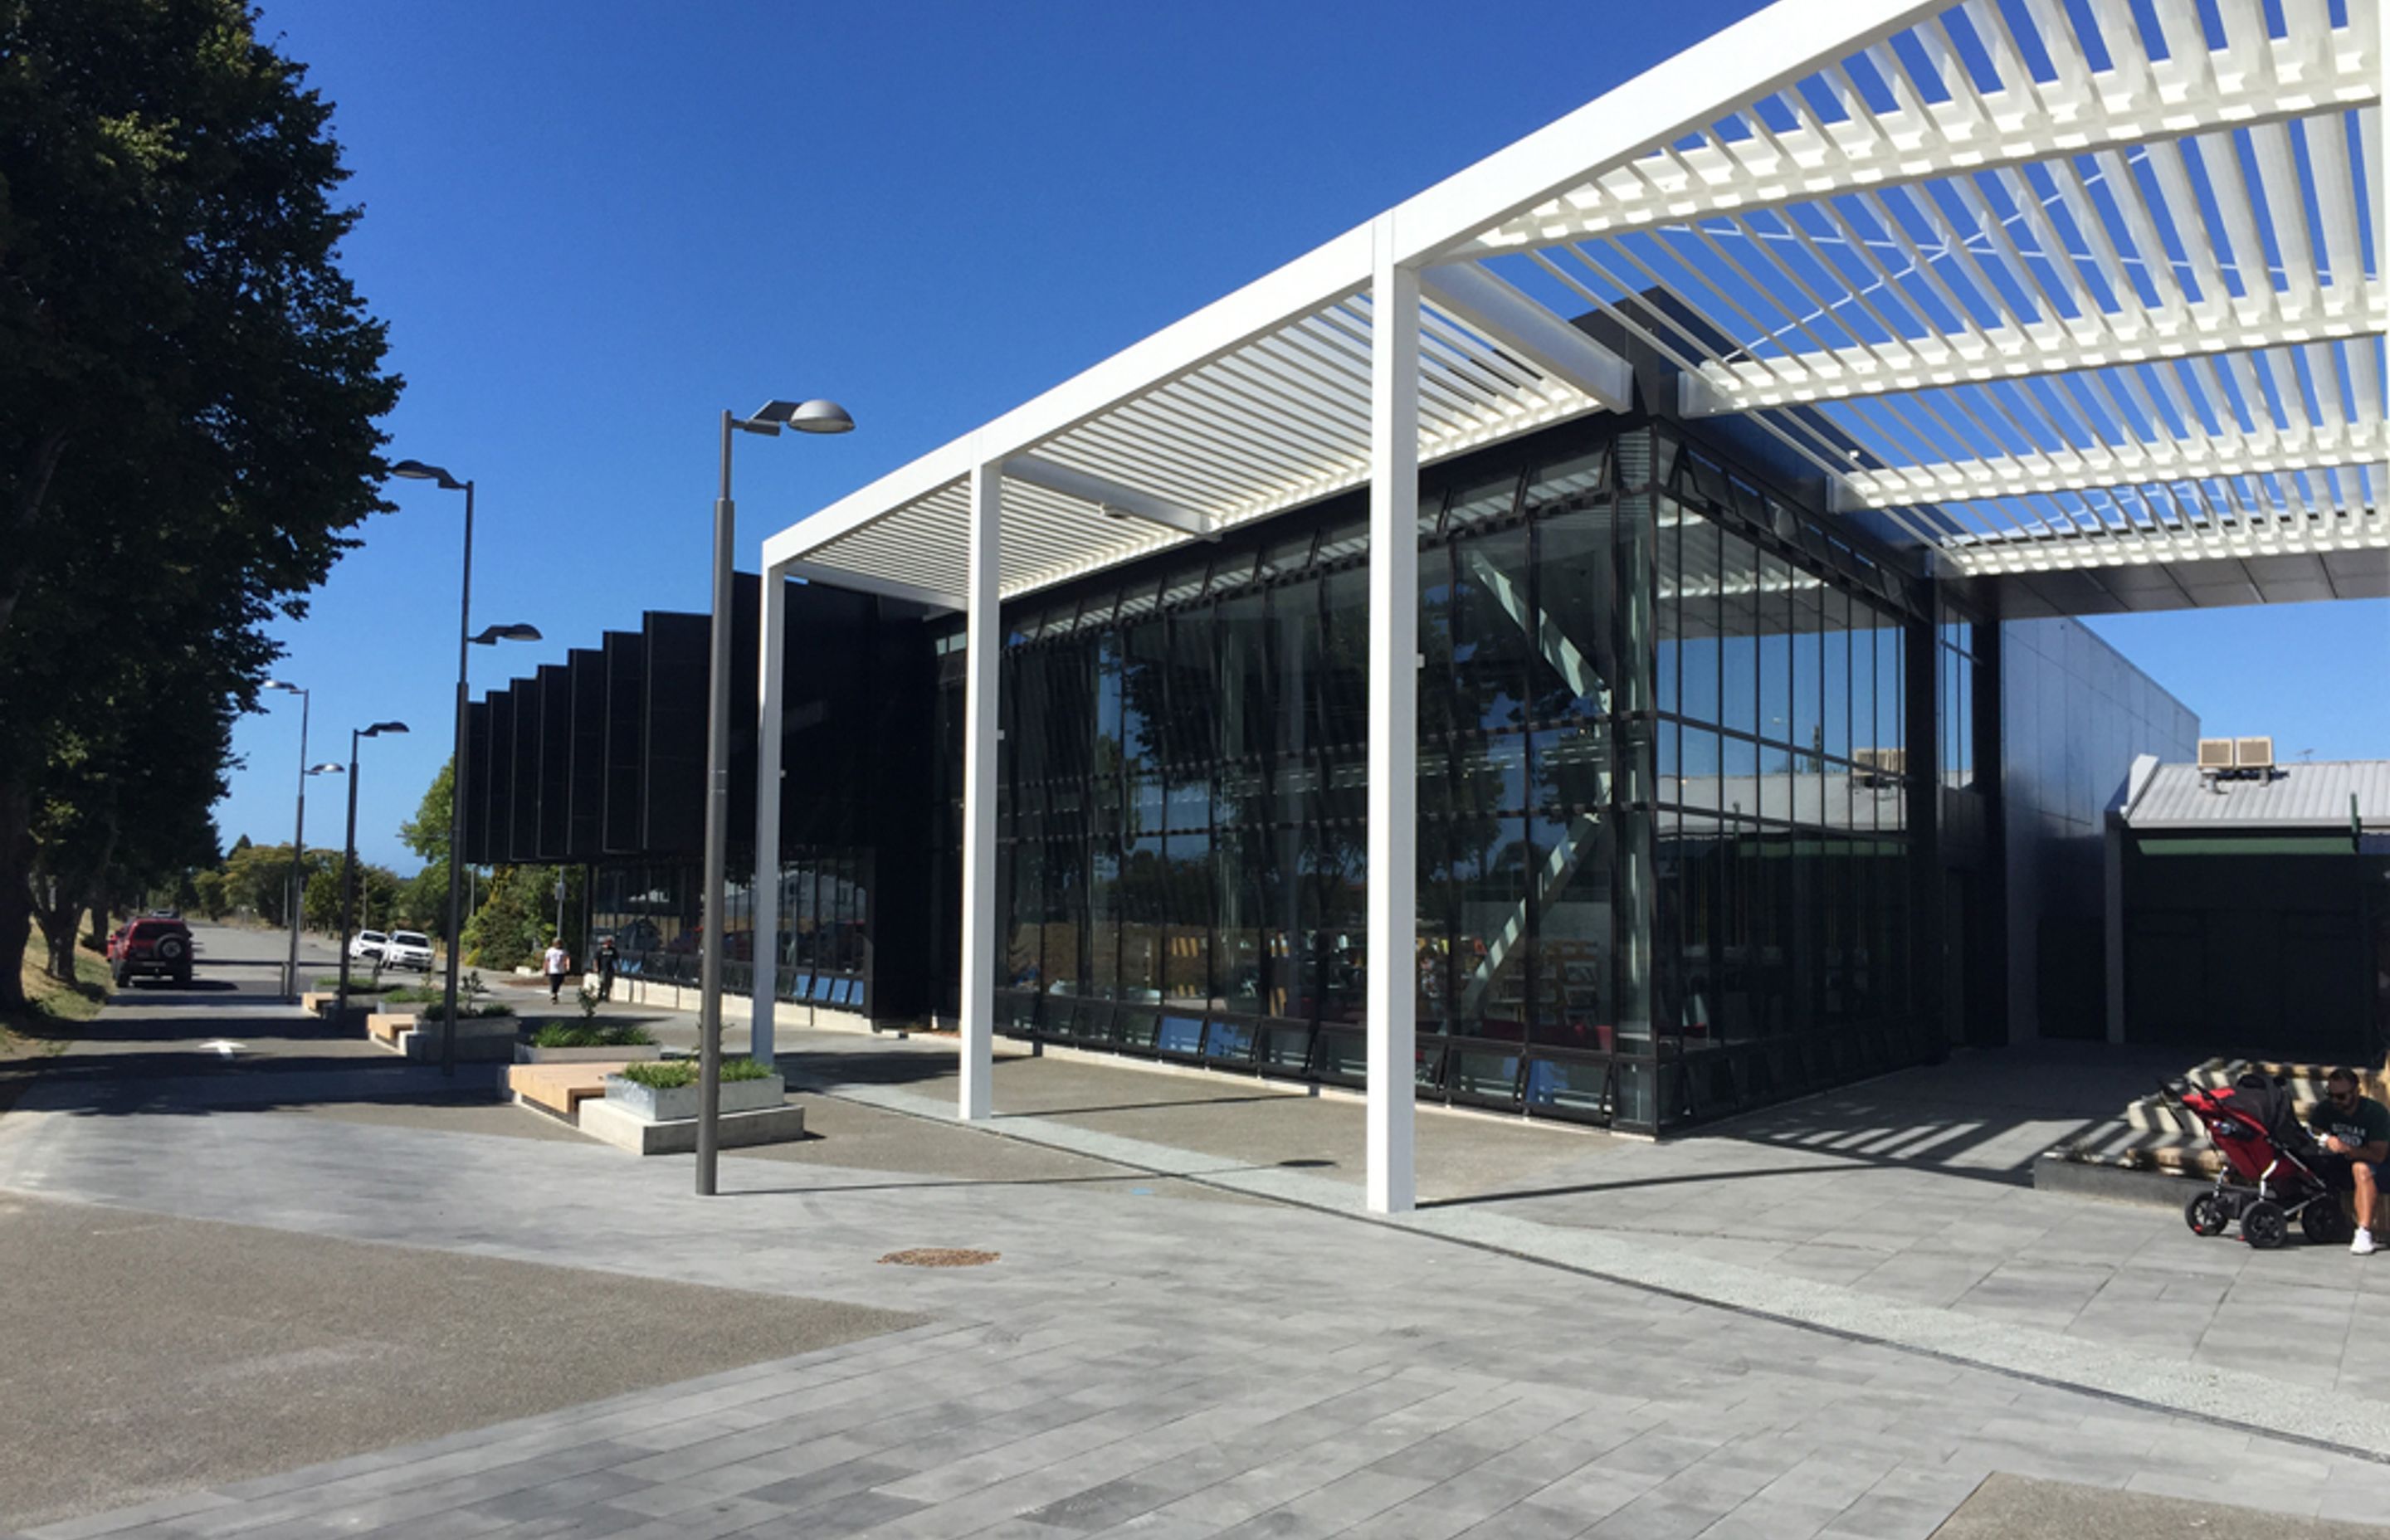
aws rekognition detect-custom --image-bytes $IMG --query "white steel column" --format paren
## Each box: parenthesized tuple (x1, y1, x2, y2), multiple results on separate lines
(958, 459, 1002, 1121)
(750, 564, 788, 1066)
(1366, 215, 1419, 1216)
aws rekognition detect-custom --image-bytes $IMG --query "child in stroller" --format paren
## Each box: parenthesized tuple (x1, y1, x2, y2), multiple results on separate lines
(2168, 1071, 2354, 1250)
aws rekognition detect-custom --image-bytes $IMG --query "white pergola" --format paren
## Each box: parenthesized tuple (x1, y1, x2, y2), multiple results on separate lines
(755, 0, 2389, 1211)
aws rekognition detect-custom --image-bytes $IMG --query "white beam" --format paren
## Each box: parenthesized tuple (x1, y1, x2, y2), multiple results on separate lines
(1841, 425, 2390, 508)
(1944, 502, 2388, 575)
(1396, 0, 1960, 263)
(783, 560, 967, 614)
(1465, 20, 2379, 251)
(1418, 263, 1635, 412)
(1002, 455, 1218, 540)
(1366, 216, 1418, 1218)
(749, 565, 786, 1066)
(1680, 287, 2390, 413)
(958, 461, 1001, 1123)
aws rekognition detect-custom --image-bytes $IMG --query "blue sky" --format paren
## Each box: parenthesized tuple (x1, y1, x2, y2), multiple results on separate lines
(218, 0, 2388, 872)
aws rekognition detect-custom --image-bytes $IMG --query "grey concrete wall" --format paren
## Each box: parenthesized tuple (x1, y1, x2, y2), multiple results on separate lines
(2000, 617, 2198, 1043)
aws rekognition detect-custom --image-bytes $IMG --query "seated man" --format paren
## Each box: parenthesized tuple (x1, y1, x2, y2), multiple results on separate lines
(2310, 1067, 2390, 1255)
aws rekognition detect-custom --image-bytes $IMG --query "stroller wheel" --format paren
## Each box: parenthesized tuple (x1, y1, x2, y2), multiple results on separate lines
(2302, 1198, 2354, 1247)
(2243, 1199, 2289, 1250)
(2184, 1192, 2229, 1237)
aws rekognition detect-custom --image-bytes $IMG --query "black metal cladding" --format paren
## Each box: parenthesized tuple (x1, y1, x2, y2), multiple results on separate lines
(601, 631, 643, 855)
(462, 700, 491, 866)
(567, 648, 605, 859)
(465, 574, 941, 1024)
(538, 662, 572, 860)
(485, 685, 515, 866)
(641, 612, 708, 855)
(509, 675, 541, 864)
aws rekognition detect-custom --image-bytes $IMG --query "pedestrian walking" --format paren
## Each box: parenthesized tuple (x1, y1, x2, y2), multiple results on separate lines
(596, 934, 619, 1001)
(544, 936, 571, 1003)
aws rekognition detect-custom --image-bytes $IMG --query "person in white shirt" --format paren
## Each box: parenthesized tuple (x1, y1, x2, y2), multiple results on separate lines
(544, 938, 571, 1003)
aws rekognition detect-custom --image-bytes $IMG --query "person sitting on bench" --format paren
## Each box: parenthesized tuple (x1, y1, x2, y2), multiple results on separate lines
(2310, 1067, 2390, 1256)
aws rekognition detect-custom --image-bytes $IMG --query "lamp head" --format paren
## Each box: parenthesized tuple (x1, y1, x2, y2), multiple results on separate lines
(362, 721, 410, 738)
(471, 622, 543, 645)
(751, 399, 855, 436)
(391, 459, 466, 491)
(308, 763, 346, 776)
(263, 679, 301, 694)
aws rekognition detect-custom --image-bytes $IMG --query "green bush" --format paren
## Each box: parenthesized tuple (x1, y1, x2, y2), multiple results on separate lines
(417, 1001, 515, 1022)
(529, 1021, 654, 1048)
(616, 1057, 772, 1089)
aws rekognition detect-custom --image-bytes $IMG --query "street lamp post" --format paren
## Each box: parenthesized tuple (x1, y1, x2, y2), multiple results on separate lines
(392, 456, 539, 1077)
(697, 397, 852, 1197)
(332, 722, 408, 1026)
(263, 680, 311, 1001)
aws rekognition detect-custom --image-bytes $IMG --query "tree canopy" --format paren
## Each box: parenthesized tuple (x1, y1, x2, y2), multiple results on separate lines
(0, 0, 399, 1006)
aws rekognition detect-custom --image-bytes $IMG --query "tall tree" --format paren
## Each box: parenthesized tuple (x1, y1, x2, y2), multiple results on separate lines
(0, 0, 399, 1006)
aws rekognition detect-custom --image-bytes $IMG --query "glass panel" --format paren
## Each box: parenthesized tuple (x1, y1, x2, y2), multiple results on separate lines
(1529, 807, 1613, 1053)
(1673, 508, 1720, 726)
(1443, 470, 1519, 533)
(1451, 527, 1532, 734)
(1450, 815, 1529, 1042)
(1532, 503, 1617, 723)
(1717, 529, 1760, 735)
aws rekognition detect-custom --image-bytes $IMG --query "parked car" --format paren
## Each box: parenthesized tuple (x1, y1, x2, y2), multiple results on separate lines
(349, 930, 388, 963)
(108, 917, 195, 987)
(381, 931, 434, 972)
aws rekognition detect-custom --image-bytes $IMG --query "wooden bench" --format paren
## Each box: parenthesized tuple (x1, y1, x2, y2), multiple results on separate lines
(507, 1061, 634, 1122)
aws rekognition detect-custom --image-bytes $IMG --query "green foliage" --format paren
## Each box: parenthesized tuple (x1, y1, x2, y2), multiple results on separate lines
(461, 864, 578, 972)
(616, 1057, 772, 1089)
(0, 0, 400, 1011)
(400, 759, 452, 865)
(417, 1000, 514, 1022)
(222, 843, 340, 928)
(529, 1021, 654, 1049)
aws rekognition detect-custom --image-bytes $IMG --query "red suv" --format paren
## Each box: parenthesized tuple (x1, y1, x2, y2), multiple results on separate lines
(108, 917, 195, 987)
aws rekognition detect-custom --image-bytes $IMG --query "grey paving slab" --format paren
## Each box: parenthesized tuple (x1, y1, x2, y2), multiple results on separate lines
(17, 962, 2390, 1540)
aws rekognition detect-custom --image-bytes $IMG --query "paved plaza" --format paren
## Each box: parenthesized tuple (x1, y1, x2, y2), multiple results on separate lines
(2, 926, 2388, 1537)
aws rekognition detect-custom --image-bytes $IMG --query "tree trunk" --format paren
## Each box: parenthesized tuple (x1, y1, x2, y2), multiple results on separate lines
(0, 782, 33, 1011)
(36, 889, 78, 985)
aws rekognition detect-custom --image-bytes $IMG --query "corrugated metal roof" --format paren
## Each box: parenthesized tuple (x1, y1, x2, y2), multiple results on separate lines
(2124, 762, 2390, 831)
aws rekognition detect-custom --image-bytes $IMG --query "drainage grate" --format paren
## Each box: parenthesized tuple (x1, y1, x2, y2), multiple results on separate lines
(878, 1247, 999, 1268)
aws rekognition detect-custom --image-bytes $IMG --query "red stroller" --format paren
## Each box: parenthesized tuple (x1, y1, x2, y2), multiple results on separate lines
(2167, 1073, 2353, 1250)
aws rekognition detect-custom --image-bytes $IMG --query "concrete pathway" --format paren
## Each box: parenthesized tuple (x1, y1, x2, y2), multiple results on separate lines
(7, 943, 2390, 1536)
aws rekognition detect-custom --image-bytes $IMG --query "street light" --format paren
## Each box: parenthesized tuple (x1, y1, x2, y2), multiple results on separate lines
(332, 722, 408, 1026)
(391, 456, 541, 1076)
(697, 397, 853, 1197)
(262, 680, 312, 1001)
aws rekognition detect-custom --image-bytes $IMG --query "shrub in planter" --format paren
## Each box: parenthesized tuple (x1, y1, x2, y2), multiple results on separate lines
(417, 1001, 515, 1023)
(529, 1021, 655, 1049)
(604, 1056, 782, 1121)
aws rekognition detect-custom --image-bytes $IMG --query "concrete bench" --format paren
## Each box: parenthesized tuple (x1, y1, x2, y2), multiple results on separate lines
(507, 1061, 634, 1122)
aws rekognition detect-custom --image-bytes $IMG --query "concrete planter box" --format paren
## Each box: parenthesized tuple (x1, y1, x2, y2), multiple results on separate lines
(602, 1072, 784, 1123)
(400, 1014, 519, 1063)
(514, 1042, 663, 1065)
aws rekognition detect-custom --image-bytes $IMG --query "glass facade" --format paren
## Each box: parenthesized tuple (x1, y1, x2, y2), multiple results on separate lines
(591, 850, 873, 1011)
(941, 418, 1938, 1132)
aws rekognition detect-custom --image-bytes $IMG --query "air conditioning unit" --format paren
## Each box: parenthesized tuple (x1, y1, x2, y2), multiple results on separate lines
(1853, 747, 1906, 780)
(2197, 738, 2236, 769)
(2235, 736, 2275, 772)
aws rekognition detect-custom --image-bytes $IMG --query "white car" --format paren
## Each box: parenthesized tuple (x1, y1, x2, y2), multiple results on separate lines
(349, 930, 388, 963)
(382, 931, 434, 972)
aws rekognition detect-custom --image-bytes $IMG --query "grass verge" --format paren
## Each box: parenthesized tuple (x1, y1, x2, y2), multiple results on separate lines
(1, 950, 110, 1091)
